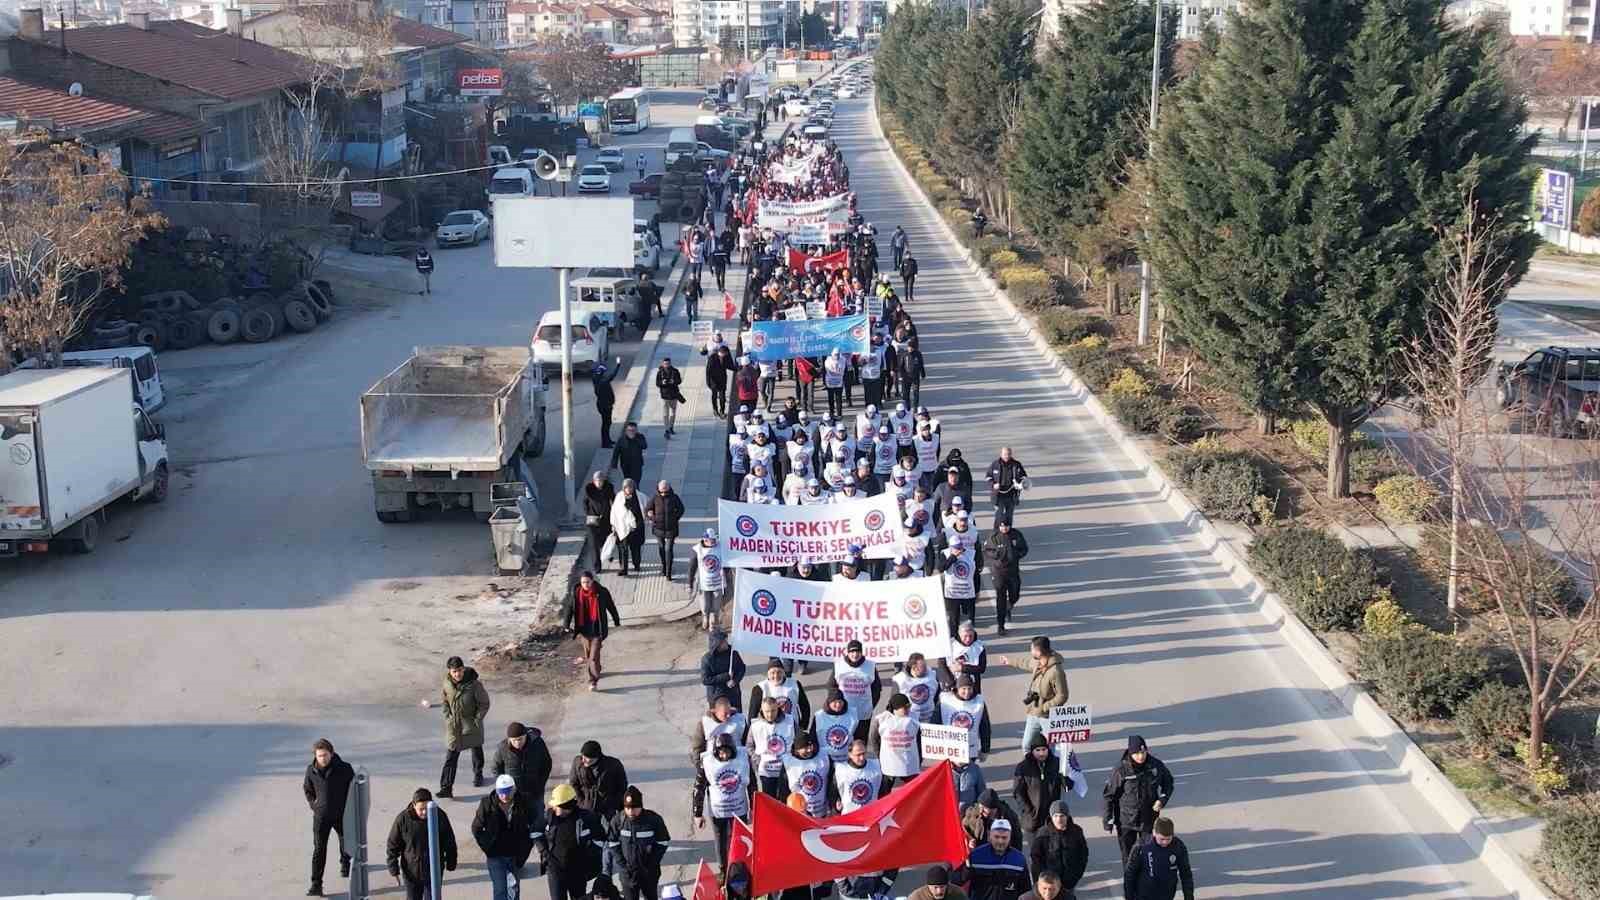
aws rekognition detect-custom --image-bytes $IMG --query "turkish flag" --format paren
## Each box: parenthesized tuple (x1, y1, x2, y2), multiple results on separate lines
(691, 860, 720, 900)
(723, 291, 737, 321)
(786, 247, 850, 274)
(728, 816, 755, 869)
(749, 762, 966, 895)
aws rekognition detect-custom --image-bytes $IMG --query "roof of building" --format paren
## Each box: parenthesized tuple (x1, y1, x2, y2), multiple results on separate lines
(27, 21, 307, 100)
(0, 74, 209, 144)
(244, 7, 469, 50)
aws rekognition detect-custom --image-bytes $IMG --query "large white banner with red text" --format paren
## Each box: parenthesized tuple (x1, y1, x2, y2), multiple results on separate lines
(732, 570, 950, 663)
(719, 493, 901, 567)
(757, 194, 850, 241)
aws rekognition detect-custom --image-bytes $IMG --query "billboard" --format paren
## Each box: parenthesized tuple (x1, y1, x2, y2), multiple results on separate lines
(458, 68, 505, 97)
(1538, 167, 1573, 230)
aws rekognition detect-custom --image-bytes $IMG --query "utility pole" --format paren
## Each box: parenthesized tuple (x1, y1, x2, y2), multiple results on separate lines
(1136, 0, 1161, 346)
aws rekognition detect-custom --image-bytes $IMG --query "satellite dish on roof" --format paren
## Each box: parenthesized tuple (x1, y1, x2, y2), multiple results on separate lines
(69, 83, 83, 96)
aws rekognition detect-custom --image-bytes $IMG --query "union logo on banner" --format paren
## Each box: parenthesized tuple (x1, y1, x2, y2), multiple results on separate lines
(903, 594, 927, 619)
(752, 589, 779, 616)
(849, 322, 868, 342)
(863, 510, 886, 531)
(736, 514, 760, 537)
(752, 332, 768, 351)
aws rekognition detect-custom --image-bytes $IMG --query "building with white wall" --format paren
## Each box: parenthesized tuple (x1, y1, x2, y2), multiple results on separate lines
(1508, 0, 1596, 42)
(1040, 0, 1236, 45)
(672, 0, 782, 49)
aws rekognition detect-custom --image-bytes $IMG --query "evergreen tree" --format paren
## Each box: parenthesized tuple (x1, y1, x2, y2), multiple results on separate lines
(1007, 0, 1174, 256)
(938, 0, 1039, 210)
(1148, 0, 1534, 497)
(876, 3, 965, 150)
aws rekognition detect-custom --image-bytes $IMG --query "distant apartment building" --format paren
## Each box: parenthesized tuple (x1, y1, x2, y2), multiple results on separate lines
(1509, 0, 1597, 41)
(1038, 0, 1236, 44)
(672, 0, 783, 48)
(508, 0, 580, 41)
(396, 0, 509, 45)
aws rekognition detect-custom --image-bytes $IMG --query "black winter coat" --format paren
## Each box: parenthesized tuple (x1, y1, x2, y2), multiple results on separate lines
(303, 754, 355, 823)
(1103, 753, 1174, 832)
(701, 647, 747, 708)
(493, 733, 554, 801)
(544, 807, 605, 878)
(593, 367, 619, 413)
(607, 808, 671, 877)
(570, 754, 630, 820)
(655, 365, 685, 402)
(1028, 820, 1088, 890)
(1012, 751, 1069, 834)
(387, 806, 457, 882)
(612, 434, 648, 475)
(646, 490, 685, 538)
(984, 529, 1030, 576)
(565, 583, 622, 639)
(1123, 835, 1194, 900)
(472, 793, 540, 867)
(585, 481, 616, 528)
(707, 350, 732, 390)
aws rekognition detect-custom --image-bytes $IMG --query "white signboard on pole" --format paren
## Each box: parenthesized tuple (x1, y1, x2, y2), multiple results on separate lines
(732, 569, 949, 663)
(692, 319, 715, 352)
(719, 493, 903, 566)
(492, 197, 634, 268)
(866, 294, 884, 320)
(1044, 703, 1093, 745)
(350, 190, 382, 208)
(920, 723, 971, 764)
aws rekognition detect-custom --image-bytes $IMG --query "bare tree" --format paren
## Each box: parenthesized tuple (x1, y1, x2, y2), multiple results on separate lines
(0, 135, 164, 369)
(523, 34, 634, 111)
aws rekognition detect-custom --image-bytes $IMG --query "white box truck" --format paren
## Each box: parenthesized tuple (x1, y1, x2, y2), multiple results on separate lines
(360, 346, 548, 523)
(0, 367, 170, 556)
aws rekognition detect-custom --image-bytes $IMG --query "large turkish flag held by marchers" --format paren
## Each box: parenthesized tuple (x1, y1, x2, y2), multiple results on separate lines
(749, 761, 966, 895)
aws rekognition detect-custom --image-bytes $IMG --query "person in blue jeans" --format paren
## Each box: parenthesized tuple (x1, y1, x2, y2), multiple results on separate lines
(472, 775, 540, 900)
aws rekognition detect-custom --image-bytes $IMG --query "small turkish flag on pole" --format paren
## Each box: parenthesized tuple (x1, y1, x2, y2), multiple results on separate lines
(691, 860, 720, 900)
(749, 762, 966, 896)
(728, 816, 755, 870)
(723, 291, 737, 321)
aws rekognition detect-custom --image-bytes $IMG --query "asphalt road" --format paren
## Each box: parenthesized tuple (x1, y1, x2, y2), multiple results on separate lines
(0, 79, 1531, 898)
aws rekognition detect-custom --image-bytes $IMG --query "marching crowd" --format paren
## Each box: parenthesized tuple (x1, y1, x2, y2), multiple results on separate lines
(295, 83, 1195, 900)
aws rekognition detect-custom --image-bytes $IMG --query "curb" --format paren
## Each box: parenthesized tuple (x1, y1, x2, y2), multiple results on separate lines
(871, 110, 1551, 899)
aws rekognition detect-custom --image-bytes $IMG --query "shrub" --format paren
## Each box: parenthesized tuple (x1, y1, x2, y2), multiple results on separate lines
(1171, 448, 1269, 523)
(1074, 334, 1107, 351)
(1516, 740, 1571, 795)
(1037, 309, 1110, 348)
(1249, 525, 1380, 630)
(1106, 368, 1153, 399)
(1107, 393, 1166, 433)
(988, 249, 1022, 271)
(1546, 804, 1600, 898)
(1350, 446, 1403, 490)
(1289, 417, 1375, 458)
(970, 235, 1008, 266)
(1000, 265, 1052, 306)
(1418, 523, 1580, 615)
(1578, 187, 1600, 238)
(1374, 474, 1439, 523)
(1456, 682, 1529, 759)
(1159, 408, 1207, 444)
(942, 205, 970, 228)
(1357, 630, 1486, 720)
(1361, 593, 1412, 637)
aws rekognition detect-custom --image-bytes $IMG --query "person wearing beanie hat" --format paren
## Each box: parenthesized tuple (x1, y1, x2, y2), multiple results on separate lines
(892, 653, 941, 724)
(907, 863, 969, 900)
(936, 514, 983, 631)
(750, 657, 812, 731)
(439, 655, 491, 798)
(827, 640, 881, 739)
(570, 739, 630, 822)
(584, 471, 617, 573)
(687, 527, 728, 632)
(1123, 817, 1193, 900)
(941, 620, 989, 693)
(867, 692, 922, 788)
(473, 773, 539, 900)
(387, 788, 458, 899)
(492, 720, 553, 812)
(1027, 801, 1087, 896)
(782, 729, 834, 817)
(544, 780, 605, 900)
(690, 695, 750, 768)
(940, 673, 991, 764)
(699, 626, 747, 710)
(810, 687, 860, 763)
(954, 815, 1029, 900)
(748, 695, 797, 799)
(961, 788, 1021, 853)
(1103, 735, 1174, 868)
(606, 785, 672, 900)
(1013, 733, 1070, 835)
(693, 731, 754, 867)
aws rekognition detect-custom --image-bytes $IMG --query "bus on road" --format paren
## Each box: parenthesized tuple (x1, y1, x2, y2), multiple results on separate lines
(606, 88, 651, 134)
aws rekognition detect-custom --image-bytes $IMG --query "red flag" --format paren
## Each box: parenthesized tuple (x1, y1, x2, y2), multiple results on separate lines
(749, 762, 966, 896)
(723, 291, 737, 321)
(691, 859, 720, 900)
(786, 247, 850, 274)
(728, 816, 755, 869)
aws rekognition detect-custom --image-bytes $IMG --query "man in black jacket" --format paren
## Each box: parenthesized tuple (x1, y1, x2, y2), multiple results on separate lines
(899, 252, 919, 302)
(986, 448, 1028, 528)
(932, 467, 973, 526)
(983, 521, 1030, 631)
(544, 783, 605, 900)
(1103, 736, 1175, 867)
(645, 480, 686, 580)
(1028, 802, 1088, 897)
(656, 357, 685, 437)
(570, 740, 630, 823)
(706, 344, 733, 418)
(387, 788, 457, 900)
(594, 359, 622, 448)
(612, 422, 648, 486)
(303, 738, 355, 896)
(606, 785, 672, 900)
(1012, 734, 1069, 835)
(493, 721, 553, 807)
(473, 775, 540, 900)
(700, 627, 747, 710)
(897, 338, 926, 407)
(1123, 817, 1194, 900)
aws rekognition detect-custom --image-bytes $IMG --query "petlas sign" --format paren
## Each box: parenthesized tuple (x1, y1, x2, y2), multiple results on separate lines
(458, 68, 505, 96)
(719, 493, 902, 566)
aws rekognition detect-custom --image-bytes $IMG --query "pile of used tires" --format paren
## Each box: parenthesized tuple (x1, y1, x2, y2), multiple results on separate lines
(84, 280, 336, 352)
(656, 158, 706, 223)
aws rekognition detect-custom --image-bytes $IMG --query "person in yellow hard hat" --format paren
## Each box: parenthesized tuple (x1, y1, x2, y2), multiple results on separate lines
(542, 783, 605, 900)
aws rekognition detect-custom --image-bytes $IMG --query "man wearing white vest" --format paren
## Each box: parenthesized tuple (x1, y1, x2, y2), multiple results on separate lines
(689, 695, 748, 768)
(746, 696, 798, 800)
(833, 739, 884, 814)
(782, 730, 835, 818)
(868, 693, 922, 790)
(939, 674, 992, 762)
(892, 653, 941, 723)
(810, 689, 860, 763)
(692, 733, 754, 869)
(686, 529, 727, 632)
(828, 639, 881, 742)
(748, 658, 811, 729)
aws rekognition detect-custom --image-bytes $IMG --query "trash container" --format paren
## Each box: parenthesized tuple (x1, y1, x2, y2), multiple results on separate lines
(489, 482, 532, 574)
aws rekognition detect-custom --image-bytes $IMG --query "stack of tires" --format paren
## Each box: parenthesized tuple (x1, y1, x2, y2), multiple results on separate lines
(87, 281, 336, 351)
(658, 171, 686, 222)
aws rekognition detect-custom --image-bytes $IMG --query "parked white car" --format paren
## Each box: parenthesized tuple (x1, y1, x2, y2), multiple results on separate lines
(595, 146, 625, 172)
(435, 209, 490, 247)
(532, 310, 608, 372)
(576, 164, 612, 193)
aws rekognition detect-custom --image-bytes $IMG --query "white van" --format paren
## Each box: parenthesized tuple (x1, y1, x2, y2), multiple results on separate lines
(488, 167, 535, 202)
(665, 128, 697, 167)
(22, 346, 165, 413)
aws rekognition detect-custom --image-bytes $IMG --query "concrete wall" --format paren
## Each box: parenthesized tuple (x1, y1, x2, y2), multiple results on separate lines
(151, 199, 265, 245)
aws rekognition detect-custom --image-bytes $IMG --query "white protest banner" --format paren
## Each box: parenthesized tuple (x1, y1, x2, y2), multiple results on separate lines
(1044, 703, 1093, 744)
(758, 194, 850, 240)
(806, 301, 827, 319)
(732, 569, 949, 663)
(787, 304, 808, 321)
(920, 723, 971, 765)
(720, 493, 902, 566)
(866, 294, 884, 320)
(692, 320, 714, 352)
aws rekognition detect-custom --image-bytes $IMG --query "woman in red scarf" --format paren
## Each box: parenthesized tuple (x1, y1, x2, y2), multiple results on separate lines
(563, 570, 621, 690)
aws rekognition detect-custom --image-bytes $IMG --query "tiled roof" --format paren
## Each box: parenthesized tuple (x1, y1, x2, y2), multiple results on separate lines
(32, 22, 306, 100)
(244, 8, 469, 50)
(0, 75, 208, 144)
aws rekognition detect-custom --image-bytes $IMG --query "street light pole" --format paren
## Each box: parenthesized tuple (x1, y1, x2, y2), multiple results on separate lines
(558, 265, 577, 523)
(1136, 0, 1162, 346)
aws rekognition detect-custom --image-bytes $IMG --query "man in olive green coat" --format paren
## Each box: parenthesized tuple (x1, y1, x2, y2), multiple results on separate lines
(439, 654, 491, 798)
